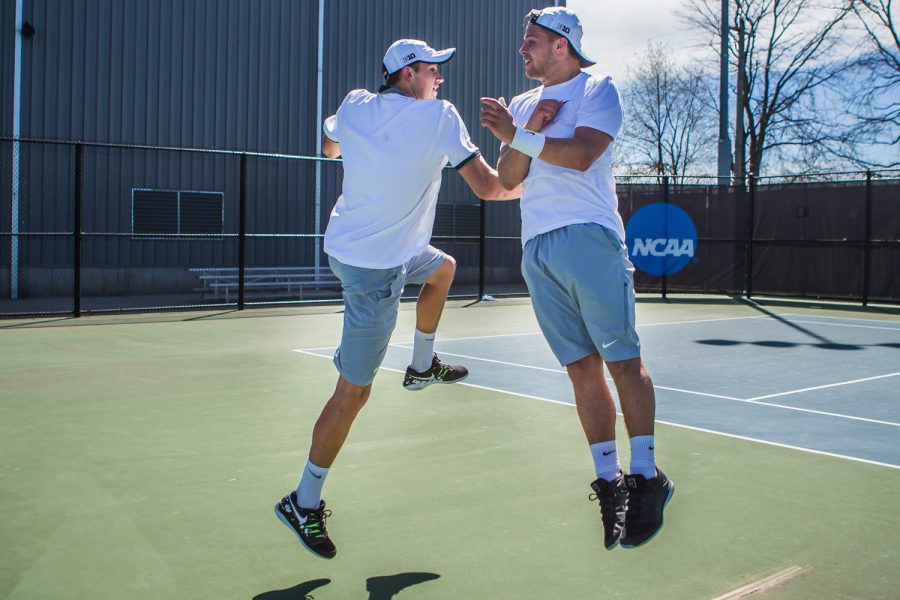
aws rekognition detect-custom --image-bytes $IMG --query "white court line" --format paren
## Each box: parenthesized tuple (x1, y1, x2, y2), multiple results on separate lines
(293, 347, 335, 354)
(297, 346, 897, 426)
(292, 347, 900, 470)
(411, 331, 543, 343)
(780, 313, 900, 327)
(381, 365, 576, 407)
(387, 315, 771, 346)
(638, 315, 769, 327)
(783, 319, 900, 332)
(390, 345, 567, 374)
(747, 372, 900, 401)
(656, 421, 900, 471)
(704, 393, 900, 427)
(393, 347, 895, 425)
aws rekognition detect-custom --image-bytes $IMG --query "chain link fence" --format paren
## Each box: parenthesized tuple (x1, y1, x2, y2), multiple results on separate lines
(2, 138, 898, 317)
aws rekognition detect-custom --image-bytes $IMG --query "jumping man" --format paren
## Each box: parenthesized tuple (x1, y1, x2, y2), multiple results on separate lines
(275, 39, 521, 559)
(480, 7, 675, 550)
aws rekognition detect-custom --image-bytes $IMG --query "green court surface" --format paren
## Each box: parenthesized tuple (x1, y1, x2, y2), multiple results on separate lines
(1, 297, 899, 599)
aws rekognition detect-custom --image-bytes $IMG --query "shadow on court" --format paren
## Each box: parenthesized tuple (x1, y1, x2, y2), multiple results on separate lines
(696, 303, 900, 351)
(366, 572, 441, 599)
(739, 298, 865, 347)
(253, 572, 440, 600)
(694, 339, 887, 350)
(253, 578, 331, 600)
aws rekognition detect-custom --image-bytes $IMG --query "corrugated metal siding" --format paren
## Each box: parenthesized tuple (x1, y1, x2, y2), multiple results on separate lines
(323, 0, 541, 194)
(11, 0, 557, 153)
(0, 1, 14, 138)
(4, 0, 554, 294)
(321, 0, 545, 283)
(19, 0, 319, 153)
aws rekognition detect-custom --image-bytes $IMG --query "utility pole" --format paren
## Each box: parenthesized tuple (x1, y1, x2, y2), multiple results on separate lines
(733, 18, 746, 183)
(716, 0, 732, 185)
(656, 71, 664, 178)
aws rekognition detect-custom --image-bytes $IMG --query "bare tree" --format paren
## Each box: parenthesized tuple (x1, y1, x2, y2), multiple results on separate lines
(618, 43, 717, 182)
(853, 1, 899, 96)
(835, 0, 900, 166)
(682, 0, 854, 176)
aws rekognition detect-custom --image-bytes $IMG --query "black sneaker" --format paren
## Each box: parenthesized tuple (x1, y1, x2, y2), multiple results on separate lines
(274, 492, 336, 559)
(403, 354, 468, 390)
(620, 468, 675, 549)
(588, 473, 628, 550)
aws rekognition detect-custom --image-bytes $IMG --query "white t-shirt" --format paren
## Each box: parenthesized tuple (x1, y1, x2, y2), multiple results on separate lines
(507, 72, 625, 245)
(323, 89, 480, 269)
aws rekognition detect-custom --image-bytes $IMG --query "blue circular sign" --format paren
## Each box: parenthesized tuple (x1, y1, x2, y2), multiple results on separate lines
(625, 203, 697, 276)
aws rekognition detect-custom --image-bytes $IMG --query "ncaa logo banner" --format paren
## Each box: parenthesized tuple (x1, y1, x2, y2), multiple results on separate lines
(625, 203, 697, 276)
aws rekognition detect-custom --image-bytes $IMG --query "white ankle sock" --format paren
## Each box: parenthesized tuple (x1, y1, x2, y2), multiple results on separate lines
(629, 435, 657, 479)
(590, 440, 622, 481)
(411, 329, 435, 372)
(296, 458, 329, 509)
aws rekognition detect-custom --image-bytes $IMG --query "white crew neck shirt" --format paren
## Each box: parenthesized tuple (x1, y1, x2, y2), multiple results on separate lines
(322, 89, 479, 269)
(507, 72, 625, 246)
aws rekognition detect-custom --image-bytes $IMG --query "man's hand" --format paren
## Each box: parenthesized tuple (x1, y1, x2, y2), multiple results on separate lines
(525, 100, 565, 132)
(480, 97, 516, 144)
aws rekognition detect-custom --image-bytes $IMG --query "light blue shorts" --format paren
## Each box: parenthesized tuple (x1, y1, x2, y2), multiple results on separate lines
(329, 245, 446, 386)
(522, 223, 641, 366)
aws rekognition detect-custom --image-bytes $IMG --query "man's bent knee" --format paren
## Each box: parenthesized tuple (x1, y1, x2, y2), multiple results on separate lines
(334, 377, 372, 407)
(604, 356, 645, 380)
(427, 255, 456, 286)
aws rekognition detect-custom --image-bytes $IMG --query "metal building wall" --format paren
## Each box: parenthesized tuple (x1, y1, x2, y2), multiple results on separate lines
(15, 0, 320, 152)
(321, 0, 548, 285)
(10, 0, 551, 152)
(324, 0, 543, 163)
(1, 1, 14, 138)
(3, 0, 551, 303)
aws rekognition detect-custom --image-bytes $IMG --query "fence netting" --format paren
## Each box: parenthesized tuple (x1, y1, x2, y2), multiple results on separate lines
(1, 139, 898, 317)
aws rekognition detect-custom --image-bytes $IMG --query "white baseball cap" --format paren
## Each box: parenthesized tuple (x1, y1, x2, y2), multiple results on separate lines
(529, 7, 595, 67)
(382, 39, 456, 78)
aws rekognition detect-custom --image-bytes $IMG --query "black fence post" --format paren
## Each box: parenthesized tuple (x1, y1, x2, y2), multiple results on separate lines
(862, 170, 873, 306)
(74, 143, 83, 317)
(478, 198, 486, 300)
(661, 175, 669, 301)
(745, 175, 755, 299)
(238, 154, 247, 310)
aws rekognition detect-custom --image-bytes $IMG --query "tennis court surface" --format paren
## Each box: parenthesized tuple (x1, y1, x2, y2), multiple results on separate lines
(2, 296, 898, 599)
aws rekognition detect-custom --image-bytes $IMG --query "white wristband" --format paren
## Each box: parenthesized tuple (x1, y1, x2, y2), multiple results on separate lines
(509, 127, 546, 158)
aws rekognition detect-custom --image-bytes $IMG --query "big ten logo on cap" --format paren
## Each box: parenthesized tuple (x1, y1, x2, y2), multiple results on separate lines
(625, 203, 697, 276)
(403, 53, 416, 62)
(557, 24, 571, 34)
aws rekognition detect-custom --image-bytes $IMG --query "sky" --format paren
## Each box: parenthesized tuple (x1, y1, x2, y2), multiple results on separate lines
(564, 0, 897, 170)
(566, 0, 712, 84)
(567, 0, 875, 84)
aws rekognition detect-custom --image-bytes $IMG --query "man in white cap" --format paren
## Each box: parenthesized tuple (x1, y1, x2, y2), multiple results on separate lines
(275, 39, 526, 559)
(480, 7, 675, 551)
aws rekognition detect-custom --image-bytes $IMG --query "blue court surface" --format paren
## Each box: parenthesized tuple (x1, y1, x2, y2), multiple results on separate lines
(297, 312, 900, 469)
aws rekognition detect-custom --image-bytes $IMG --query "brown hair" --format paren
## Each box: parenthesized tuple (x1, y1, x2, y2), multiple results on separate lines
(524, 9, 581, 62)
(379, 62, 423, 92)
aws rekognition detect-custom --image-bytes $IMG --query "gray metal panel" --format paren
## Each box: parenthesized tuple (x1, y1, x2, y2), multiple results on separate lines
(321, 0, 543, 276)
(0, 0, 14, 137)
(6, 0, 551, 289)
(323, 0, 540, 167)
(18, 0, 319, 153)
(14, 0, 548, 155)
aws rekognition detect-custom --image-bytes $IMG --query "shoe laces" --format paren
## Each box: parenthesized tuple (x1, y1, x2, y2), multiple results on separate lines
(432, 355, 452, 379)
(302, 507, 332, 539)
(588, 487, 627, 519)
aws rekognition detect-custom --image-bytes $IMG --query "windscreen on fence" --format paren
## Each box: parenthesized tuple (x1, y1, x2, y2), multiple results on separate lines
(1, 139, 898, 318)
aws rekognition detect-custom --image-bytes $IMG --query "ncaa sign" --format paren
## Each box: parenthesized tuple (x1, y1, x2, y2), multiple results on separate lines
(625, 203, 697, 276)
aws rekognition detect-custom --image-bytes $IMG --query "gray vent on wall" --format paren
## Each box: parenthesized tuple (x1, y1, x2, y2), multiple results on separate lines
(133, 189, 223, 236)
